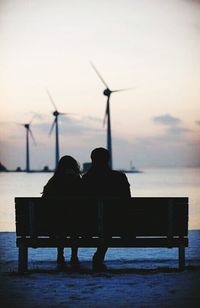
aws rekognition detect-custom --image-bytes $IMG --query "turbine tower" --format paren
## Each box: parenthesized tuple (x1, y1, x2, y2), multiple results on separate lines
(90, 62, 131, 169)
(21, 117, 36, 172)
(46, 89, 67, 170)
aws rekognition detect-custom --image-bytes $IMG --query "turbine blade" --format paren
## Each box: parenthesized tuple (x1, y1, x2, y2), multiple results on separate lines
(90, 61, 109, 88)
(46, 88, 58, 111)
(103, 101, 109, 127)
(59, 112, 75, 116)
(59, 112, 69, 116)
(49, 119, 56, 136)
(28, 128, 37, 145)
(16, 123, 25, 126)
(29, 114, 37, 125)
(111, 87, 135, 93)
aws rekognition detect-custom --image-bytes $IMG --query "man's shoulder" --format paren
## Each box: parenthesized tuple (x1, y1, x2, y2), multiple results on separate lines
(110, 170, 129, 182)
(111, 170, 126, 177)
(82, 169, 128, 182)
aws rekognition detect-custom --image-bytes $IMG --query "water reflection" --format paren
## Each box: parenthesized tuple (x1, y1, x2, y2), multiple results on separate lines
(0, 168, 200, 231)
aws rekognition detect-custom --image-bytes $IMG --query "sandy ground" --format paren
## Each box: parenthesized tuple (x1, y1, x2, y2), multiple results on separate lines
(0, 232, 200, 307)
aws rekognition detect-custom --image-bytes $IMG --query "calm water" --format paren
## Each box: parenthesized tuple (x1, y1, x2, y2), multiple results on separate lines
(0, 168, 200, 231)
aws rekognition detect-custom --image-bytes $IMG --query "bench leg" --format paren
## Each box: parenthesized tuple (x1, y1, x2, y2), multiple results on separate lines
(178, 246, 185, 271)
(18, 243, 28, 273)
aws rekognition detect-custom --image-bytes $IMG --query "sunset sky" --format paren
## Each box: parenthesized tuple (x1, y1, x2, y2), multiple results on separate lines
(0, 0, 200, 170)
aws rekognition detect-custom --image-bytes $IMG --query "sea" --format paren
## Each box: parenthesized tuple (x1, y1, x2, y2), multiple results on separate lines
(0, 167, 200, 231)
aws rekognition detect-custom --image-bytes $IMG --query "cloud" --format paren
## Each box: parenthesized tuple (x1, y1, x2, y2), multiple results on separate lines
(33, 115, 104, 137)
(152, 113, 191, 138)
(85, 116, 102, 124)
(184, 0, 200, 4)
(167, 126, 191, 136)
(153, 114, 181, 126)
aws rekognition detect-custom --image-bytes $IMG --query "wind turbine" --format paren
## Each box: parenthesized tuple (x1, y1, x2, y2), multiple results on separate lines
(21, 117, 36, 172)
(90, 62, 132, 169)
(46, 89, 67, 170)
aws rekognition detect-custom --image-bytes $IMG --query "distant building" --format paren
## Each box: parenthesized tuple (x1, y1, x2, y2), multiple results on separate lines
(43, 166, 51, 172)
(82, 162, 92, 173)
(16, 166, 22, 172)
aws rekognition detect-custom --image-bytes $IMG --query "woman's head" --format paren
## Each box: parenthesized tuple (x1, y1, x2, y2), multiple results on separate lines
(55, 155, 80, 176)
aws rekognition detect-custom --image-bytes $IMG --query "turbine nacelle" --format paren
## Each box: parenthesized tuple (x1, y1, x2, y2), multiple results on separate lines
(53, 110, 59, 117)
(103, 88, 112, 97)
(21, 120, 36, 145)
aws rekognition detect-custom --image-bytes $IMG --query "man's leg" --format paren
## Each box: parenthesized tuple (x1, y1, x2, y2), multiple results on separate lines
(92, 246, 108, 271)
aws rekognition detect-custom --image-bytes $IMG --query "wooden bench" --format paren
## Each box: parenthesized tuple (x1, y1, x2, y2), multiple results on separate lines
(15, 197, 188, 273)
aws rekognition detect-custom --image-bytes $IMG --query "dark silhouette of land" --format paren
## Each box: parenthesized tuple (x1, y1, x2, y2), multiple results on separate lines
(0, 162, 7, 171)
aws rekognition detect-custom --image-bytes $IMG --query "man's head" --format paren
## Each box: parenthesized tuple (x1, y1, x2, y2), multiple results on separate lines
(91, 147, 110, 167)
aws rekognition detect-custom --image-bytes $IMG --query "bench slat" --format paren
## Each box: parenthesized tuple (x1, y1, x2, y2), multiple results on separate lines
(15, 197, 188, 237)
(16, 236, 188, 248)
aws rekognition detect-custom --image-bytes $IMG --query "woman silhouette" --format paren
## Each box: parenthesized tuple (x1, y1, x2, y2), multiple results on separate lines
(42, 155, 82, 268)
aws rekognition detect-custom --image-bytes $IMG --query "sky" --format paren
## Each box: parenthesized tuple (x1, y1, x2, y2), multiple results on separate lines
(0, 0, 200, 170)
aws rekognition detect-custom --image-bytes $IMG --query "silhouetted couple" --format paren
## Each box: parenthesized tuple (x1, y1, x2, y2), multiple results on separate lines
(42, 147, 131, 271)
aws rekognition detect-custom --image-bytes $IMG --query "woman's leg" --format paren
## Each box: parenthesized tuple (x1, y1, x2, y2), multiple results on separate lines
(70, 246, 80, 267)
(57, 246, 65, 264)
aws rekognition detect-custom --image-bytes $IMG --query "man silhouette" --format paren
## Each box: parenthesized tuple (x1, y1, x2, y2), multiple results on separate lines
(82, 147, 131, 271)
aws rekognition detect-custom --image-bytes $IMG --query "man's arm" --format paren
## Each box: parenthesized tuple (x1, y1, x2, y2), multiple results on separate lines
(123, 174, 131, 197)
(117, 172, 131, 197)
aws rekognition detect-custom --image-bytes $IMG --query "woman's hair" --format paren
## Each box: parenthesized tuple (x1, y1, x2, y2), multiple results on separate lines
(54, 155, 80, 176)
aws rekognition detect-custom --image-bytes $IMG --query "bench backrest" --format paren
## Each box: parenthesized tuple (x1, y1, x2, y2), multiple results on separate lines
(15, 197, 188, 238)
